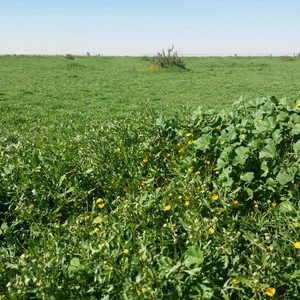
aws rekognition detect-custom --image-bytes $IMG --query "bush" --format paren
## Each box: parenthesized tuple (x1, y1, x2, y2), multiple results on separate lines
(65, 54, 75, 60)
(152, 46, 186, 69)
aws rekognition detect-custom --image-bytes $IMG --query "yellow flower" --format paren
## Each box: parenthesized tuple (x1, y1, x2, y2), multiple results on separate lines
(123, 187, 128, 192)
(123, 248, 129, 254)
(143, 157, 149, 163)
(271, 202, 276, 207)
(205, 160, 211, 165)
(250, 211, 254, 215)
(185, 133, 192, 137)
(115, 147, 121, 152)
(209, 228, 215, 235)
(83, 215, 90, 221)
(215, 170, 220, 175)
(165, 205, 171, 211)
(166, 153, 172, 157)
(211, 194, 219, 201)
(178, 195, 183, 199)
(140, 181, 145, 188)
(156, 187, 162, 192)
(97, 217, 103, 223)
(188, 167, 193, 172)
(179, 156, 184, 160)
(293, 222, 299, 227)
(168, 192, 173, 197)
(177, 143, 181, 147)
(295, 241, 300, 249)
(99, 203, 105, 209)
(231, 278, 240, 285)
(217, 126, 222, 131)
(241, 135, 247, 139)
(96, 198, 103, 203)
(29, 204, 35, 209)
(178, 148, 184, 154)
(93, 228, 99, 233)
(141, 287, 146, 293)
(185, 200, 190, 206)
(232, 200, 238, 205)
(254, 204, 259, 209)
(220, 141, 226, 145)
(266, 287, 276, 297)
(195, 171, 200, 175)
(258, 119, 263, 123)
(295, 103, 300, 108)
(222, 113, 226, 117)
(57, 212, 62, 218)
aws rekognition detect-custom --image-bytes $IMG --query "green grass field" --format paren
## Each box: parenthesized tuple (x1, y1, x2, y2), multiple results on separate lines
(1, 56, 300, 299)
(1, 55, 300, 128)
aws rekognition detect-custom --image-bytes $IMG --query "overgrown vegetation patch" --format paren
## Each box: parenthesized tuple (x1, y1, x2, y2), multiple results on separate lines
(1, 97, 300, 299)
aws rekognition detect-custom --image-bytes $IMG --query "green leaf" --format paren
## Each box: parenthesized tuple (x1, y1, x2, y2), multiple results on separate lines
(240, 172, 254, 182)
(276, 171, 294, 186)
(184, 246, 204, 267)
(259, 140, 276, 159)
(227, 127, 237, 141)
(291, 270, 300, 279)
(58, 187, 75, 198)
(218, 167, 234, 187)
(272, 129, 283, 143)
(232, 146, 249, 166)
(183, 267, 202, 276)
(68, 257, 80, 272)
(279, 201, 294, 214)
(293, 140, 300, 154)
(196, 134, 212, 151)
(291, 123, 300, 135)
(261, 161, 269, 177)
(245, 188, 254, 198)
(266, 178, 276, 186)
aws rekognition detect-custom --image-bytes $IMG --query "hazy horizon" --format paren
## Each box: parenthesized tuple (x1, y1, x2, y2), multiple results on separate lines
(1, 0, 299, 56)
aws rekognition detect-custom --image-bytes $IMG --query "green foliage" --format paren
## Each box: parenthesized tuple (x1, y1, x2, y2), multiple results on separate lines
(152, 46, 186, 69)
(1, 97, 300, 299)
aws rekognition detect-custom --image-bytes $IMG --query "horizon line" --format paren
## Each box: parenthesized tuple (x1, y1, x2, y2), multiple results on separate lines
(1, 52, 299, 57)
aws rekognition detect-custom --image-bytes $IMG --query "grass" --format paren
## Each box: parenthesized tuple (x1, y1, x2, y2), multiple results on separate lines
(1, 56, 300, 299)
(1, 55, 300, 131)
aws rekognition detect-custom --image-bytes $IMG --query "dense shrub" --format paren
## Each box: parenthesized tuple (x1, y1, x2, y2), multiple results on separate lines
(1, 97, 300, 299)
(152, 46, 186, 69)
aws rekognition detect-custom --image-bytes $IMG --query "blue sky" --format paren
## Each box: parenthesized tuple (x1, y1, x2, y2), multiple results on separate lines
(1, 0, 299, 55)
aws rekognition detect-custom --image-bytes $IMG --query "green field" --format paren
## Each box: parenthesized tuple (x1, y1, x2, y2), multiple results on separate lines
(1, 56, 300, 299)
(1, 55, 300, 130)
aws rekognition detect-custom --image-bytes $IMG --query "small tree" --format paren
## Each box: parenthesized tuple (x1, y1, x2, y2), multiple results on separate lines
(152, 46, 186, 69)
